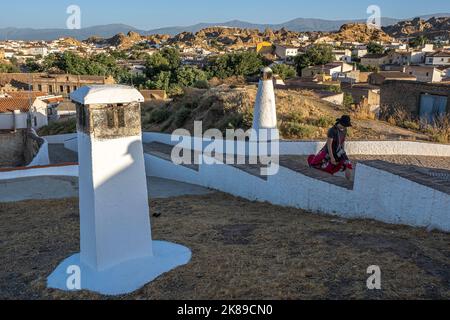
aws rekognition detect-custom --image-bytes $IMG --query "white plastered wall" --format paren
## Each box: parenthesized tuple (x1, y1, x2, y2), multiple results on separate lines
(143, 137, 450, 232)
(78, 133, 153, 271)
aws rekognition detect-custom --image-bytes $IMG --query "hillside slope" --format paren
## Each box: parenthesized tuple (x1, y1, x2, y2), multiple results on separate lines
(141, 85, 431, 142)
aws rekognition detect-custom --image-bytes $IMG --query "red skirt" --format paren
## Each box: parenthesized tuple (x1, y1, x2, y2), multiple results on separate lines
(307, 150, 353, 175)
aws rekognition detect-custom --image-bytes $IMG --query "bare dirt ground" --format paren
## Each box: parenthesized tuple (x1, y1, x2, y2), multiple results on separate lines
(0, 193, 449, 300)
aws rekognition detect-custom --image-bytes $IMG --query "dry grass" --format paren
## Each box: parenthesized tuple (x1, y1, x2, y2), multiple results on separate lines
(1, 193, 449, 300)
(380, 104, 450, 144)
(141, 85, 435, 142)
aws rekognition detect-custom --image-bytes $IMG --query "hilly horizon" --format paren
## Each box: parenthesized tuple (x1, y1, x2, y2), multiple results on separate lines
(0, 13, 449, 41)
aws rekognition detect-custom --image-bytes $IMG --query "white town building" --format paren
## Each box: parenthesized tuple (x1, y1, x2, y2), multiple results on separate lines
(425, 51, 450, 66)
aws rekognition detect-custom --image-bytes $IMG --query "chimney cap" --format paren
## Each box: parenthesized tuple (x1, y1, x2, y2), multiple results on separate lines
(70, 85, 144, 105)
(261, 67, 273, 80)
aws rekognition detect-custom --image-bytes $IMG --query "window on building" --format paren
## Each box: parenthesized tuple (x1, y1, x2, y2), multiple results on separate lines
(67, 86, 71, 94)
(49, 85, 53, 94)
(38, 84, 42, 91)
(60, 85, 64, 93)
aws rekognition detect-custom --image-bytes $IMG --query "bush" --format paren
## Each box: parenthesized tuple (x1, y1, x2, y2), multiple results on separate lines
(284, 111, 304, 123)
(380, 103, 449, 143)
(271, 64, 297, 80)
(0, 62, 20, 73)
(309, 116, 335, 128)
(281, 122, 316, 139)
(327, 86, 342, 93)
(193, 80, 210, 89)
(168, 84, 184, 97)
(220, 114, 244, 130)
(38, 118, 77, 136)
(149, 108, 171, 124)
(174, 107, 192, 127)
(403, 121, 420, 131)
(343, 93, 354, 107)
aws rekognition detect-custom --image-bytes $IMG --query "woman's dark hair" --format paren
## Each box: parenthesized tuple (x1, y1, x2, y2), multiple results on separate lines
(335, 115, 352, 127)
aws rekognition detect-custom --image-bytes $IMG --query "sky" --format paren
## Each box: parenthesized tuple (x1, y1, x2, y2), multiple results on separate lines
(0, 0, 449, 29)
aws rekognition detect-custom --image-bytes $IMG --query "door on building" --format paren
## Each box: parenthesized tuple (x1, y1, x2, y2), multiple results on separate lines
(419, 94, 448, 123)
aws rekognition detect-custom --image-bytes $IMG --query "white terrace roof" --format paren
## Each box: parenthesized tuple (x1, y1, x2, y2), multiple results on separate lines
(70, 85, 145, 105)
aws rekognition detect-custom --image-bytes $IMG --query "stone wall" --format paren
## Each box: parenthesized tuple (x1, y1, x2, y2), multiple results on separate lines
(0, 129, 46, 168)
(343, 86, 380, 106)
(24, 130, 44, 165)
(380, 80, 450, 116)
(0, 130, 25, 167)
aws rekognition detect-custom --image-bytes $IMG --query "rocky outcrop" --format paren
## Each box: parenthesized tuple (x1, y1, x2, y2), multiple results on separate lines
(84, 27, 306, 51)
(317, 23, 393, 43)
(383, 17, 450, 40)
(85, 31, 171, 49)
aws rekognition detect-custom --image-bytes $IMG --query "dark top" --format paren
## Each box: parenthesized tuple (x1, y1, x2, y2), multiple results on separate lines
(325, 126, 347, 159)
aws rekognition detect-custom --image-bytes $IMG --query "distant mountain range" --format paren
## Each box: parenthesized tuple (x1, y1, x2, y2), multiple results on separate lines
(0, 13, 449, 41)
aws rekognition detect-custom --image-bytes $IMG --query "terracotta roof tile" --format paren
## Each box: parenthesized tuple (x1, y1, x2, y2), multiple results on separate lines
(0, 92, 44, 113)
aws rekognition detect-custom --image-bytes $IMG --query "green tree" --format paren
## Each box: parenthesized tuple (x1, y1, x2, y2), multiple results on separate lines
(145, 52, 170, 78)
(0, 62, 19, 73)
(176, 66, 207, 88)
(146, 71, 172, 91)
(206, 51, 265, 79)
(144, 47, 182, 87)
(367, 42, 384, 55)
(294, 44, 334, 74)
(37, 52, 132, 82)
(25, 58, 44, 72)
(409, 36, 428, 48)
(271, 64, 297, 80)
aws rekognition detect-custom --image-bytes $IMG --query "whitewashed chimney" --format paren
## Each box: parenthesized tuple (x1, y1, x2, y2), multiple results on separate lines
(251, 67, 279, 141)
(72, 85, 152, 270)
(47, 85, 191, 295)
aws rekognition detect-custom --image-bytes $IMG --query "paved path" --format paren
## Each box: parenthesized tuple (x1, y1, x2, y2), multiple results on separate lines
(281, 155, 450, 193)
(44, 142, 450, 197)
(48, 144, 78, 164)
(0, 176, 212, 203)
(144, 142, 450, 193)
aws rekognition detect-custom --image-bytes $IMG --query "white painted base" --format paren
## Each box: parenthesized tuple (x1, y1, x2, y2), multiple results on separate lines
(47, 241, 191, 296)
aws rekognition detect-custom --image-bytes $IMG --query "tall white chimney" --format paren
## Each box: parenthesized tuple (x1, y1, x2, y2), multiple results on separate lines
(47, 85, 191, 295)
(251, 67, 279, 142)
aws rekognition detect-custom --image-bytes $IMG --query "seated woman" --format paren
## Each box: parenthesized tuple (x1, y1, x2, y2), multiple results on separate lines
(307, 115, 353, 181)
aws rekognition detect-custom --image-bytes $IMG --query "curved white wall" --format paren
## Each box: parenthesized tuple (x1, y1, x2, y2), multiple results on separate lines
(144, 153, 450, 232)
(0, 165, 78, 181)
(143, 132, 450, 157)
(27, 140, 50, 167)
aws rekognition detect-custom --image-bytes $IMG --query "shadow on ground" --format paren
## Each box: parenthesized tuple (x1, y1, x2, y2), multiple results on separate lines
(0, 193, 449, 300)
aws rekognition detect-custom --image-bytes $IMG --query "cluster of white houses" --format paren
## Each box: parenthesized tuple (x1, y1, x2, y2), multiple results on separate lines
(272, 42, 450, 120)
